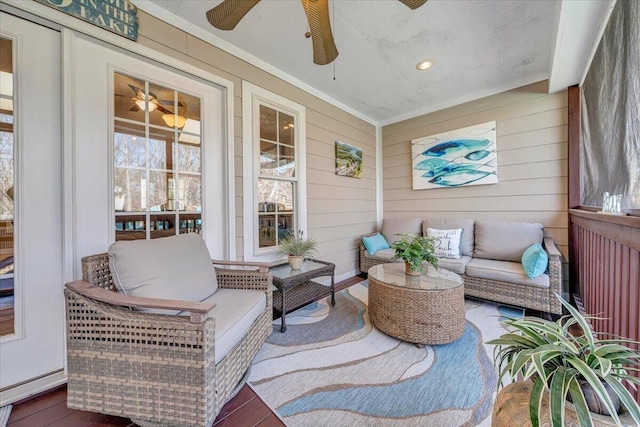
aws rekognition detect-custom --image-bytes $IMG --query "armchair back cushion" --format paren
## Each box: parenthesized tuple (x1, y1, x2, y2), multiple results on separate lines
(474, 221, 543, 262)
(381, 217, 422, 246)
(108, 233, 218, 314)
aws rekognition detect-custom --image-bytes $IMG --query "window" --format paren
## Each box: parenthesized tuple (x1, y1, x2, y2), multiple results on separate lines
(243, 82, 306, 259)
(113, 72, 203, 240)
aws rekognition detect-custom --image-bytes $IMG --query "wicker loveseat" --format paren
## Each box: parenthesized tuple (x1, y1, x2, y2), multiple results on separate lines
(64, 234, 272, 427)
(360, 218, 563, 314)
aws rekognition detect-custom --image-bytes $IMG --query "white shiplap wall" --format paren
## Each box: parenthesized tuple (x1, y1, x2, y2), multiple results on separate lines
(381, 81, 568, 258)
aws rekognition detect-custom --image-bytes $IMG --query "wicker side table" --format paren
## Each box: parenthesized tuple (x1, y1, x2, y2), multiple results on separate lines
(368, 263, 465, 345)
(270, 258, 335, 332)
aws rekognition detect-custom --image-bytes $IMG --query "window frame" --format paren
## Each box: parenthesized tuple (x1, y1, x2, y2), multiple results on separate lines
(111, 71, 205, 241)
(242, 81, 306, 260)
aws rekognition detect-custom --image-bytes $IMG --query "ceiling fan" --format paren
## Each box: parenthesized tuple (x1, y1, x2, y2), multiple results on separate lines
(125, 84, 183, 114)
(206, 0, 428, 65)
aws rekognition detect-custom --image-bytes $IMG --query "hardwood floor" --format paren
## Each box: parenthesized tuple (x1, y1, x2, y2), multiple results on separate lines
(6, 275, 366, 427)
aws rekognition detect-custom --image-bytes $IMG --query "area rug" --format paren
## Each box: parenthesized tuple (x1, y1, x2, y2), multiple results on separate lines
(0, 405, 11, 427)
(248, 281, 522, 427)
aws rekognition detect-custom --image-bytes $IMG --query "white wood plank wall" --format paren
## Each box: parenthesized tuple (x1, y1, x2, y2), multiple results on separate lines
(381, 81, 568, 259)
(136, 12, 377, 278)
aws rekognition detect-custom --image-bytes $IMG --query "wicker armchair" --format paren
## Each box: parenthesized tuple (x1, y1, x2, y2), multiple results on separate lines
(64, 253, 272, 427)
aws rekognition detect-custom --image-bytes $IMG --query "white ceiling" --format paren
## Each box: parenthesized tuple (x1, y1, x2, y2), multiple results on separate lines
(137, 0, 614, 125)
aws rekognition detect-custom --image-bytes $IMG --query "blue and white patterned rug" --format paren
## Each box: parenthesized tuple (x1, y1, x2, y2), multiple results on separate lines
(248, 281, 522, 427)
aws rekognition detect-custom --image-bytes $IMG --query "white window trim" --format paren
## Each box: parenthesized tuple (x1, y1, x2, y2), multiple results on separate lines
(242, 81, 306, 261)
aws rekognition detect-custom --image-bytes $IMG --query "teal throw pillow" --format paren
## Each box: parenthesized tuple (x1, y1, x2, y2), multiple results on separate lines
(363, 233, 390, 256)
(521, 243, 548, 279)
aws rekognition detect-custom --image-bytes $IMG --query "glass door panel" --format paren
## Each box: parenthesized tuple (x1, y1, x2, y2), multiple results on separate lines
(0, 36, 14, 336)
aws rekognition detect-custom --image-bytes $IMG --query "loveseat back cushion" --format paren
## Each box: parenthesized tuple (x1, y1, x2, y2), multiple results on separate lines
(474, 221, 543, 262)
(466, 258, 549, 288)
(381, 218, 422, 246)
(436, 255, 472, 275)
(423, 218, 474, 256)
(108, 233, 218, 315)
(197, 288, 266, 363)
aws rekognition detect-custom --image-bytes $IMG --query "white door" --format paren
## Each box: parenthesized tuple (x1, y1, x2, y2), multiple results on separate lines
(0, 13, 64, 397)
(71, 35, 230, 271)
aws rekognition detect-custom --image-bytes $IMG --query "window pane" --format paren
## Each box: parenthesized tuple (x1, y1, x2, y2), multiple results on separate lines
(149, 82, 176, 130)
(150, 214, 176, 239)
(279, 112, 294, 146)
(277, 214, 294, 244)
(149, 127, 173, 170)
(260, 140, 277, 174)
(260, 105, 277, 141)
(278, 144, 295, 177)
(115, 214, 146, 241)
(148, 171, 168, 211)
(179, 213, 201, 234)
(181, 175, 202, 212)
(0, 37, 14, 336)
(114, 168, 146, 212)
(258, 214, 276, 248)
(114, 121, 145, 168)
(114, 72, 147, 122)
(177, 143, 201, 173)
(258, 178, 294, 213)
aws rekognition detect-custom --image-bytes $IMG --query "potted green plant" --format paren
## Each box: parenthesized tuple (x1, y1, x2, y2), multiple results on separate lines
(278, 230, 318, 270)
(488, 295, 640, 427)
(391, 233, 439, 275)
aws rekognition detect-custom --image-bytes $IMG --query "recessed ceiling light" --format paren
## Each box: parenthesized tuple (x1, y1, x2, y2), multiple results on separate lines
(416, 59, 435, 71)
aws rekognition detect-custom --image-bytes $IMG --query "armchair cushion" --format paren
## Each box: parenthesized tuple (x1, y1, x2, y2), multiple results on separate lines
(196, 289, 266, 363)
(108, 233, 218, 314)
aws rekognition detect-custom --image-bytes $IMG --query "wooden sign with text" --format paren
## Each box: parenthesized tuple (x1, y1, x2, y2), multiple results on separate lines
(34, 0, 138, 41)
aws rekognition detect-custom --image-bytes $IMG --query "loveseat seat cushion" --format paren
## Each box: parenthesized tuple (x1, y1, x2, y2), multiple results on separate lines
(198, 288, 266, 364)
(465, 258, 549, 288)
(437, 255, 472, 275)
(363, 248, 400, 262)
(423, 218, 475, 257)
(108, 233, 218, 315)
(381, 218, 422, 246)
(474, 221, 543, 262)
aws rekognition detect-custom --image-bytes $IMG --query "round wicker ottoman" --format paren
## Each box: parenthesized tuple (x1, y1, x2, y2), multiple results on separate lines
(368, 263, 465, 345)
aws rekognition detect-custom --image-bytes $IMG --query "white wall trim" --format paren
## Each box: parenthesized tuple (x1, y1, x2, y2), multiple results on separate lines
(0, 371, 66, 407)
(131, 0, 377, 127)
(242, 81, 306, 261)
(375, 125, 383, 228)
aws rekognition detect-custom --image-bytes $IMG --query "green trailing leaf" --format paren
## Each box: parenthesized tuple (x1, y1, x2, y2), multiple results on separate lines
(489, 292, 640, 427)
(567, 377, 593, 427)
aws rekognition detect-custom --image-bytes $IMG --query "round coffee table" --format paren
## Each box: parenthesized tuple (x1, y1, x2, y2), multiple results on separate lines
(368, 263, 465, 345)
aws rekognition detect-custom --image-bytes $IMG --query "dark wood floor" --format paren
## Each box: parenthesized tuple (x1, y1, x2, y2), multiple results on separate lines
(6, 275, 365, 427)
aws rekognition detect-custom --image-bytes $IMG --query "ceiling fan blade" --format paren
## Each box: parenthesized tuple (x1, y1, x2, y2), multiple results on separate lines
(398, 0, 427, 10)
(301, 0, 338, 65)
(206, 0, 261, 30)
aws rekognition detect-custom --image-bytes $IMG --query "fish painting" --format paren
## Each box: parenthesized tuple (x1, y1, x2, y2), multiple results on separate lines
(421, 139, 492, 158)
(411, 121, 497, 190)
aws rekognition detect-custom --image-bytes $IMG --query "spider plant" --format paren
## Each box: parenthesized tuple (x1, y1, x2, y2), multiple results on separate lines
(488, 295, 640, 427)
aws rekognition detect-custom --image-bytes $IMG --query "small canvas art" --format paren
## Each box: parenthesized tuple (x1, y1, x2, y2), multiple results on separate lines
(411, 121, 497, 190)
(335, 141, 363, 178)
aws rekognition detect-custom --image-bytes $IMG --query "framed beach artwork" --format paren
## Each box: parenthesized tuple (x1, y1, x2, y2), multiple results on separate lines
(335, 141, 363, 178)
(411, 121, 497, 190)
